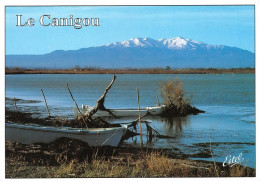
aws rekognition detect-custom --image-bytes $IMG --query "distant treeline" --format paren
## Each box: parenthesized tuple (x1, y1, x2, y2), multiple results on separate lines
(5, 66, 255, 74)
(5, 65, 255, 71)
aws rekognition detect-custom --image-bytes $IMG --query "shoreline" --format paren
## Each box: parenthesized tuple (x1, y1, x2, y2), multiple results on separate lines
(5, 108, 256, 177)
(5, 141, 255, 178)
(5, 68, 255, 75)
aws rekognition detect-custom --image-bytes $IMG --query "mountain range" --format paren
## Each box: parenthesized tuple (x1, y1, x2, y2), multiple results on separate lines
(6, 37, 255, 69)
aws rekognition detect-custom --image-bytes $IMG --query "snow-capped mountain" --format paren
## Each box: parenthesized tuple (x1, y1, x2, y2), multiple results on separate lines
(6, 37, 254, 68)
(104, 37, 220, 50)
(160, 37, 208, 49)
(104, 37, 164, 48)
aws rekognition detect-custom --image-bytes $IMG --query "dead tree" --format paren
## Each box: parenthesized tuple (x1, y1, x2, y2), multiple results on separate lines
(86, 74, 117, 119)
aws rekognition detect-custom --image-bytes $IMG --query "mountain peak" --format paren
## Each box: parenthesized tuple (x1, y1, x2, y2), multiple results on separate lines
(173, 36, 185, 40)
(104, 36, 209, 49)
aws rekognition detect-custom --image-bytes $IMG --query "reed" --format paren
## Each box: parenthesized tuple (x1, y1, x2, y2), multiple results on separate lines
(6, 145, 255, 178)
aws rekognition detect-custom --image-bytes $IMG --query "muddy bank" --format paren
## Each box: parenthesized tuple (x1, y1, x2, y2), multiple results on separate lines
(162, 104, 205, 116)
(5, 140, 255, 178)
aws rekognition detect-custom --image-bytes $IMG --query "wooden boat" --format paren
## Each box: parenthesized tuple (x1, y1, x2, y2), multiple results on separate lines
(82, 105, 166, 117)
(5, 122, 127, 147)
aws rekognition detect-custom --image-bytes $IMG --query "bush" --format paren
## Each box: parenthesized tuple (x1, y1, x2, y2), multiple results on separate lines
(160, 77, 190, 106)
(159, 77, 203, 116)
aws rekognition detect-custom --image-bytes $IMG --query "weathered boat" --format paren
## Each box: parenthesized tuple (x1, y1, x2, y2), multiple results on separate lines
(5, 122, 127, 147)
(82, 105, 166, 117)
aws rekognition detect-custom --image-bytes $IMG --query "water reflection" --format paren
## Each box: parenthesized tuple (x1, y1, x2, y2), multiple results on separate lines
(158, 116, 190, 136)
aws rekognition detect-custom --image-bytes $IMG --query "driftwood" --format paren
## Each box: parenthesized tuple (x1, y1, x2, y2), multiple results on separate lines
(86, 74, 117, 119)
(66, 83, 89, 128)
(127, 114, 148, 130)
(13, 97, 18, 113)
(126, 114, 175, 141)
(136, 88, 143, 148)
(41, 89, 51, 117)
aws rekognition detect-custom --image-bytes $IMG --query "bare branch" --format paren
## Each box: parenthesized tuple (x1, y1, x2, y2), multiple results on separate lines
(67, 83, 88, 128)
(86, 74, 117, 118)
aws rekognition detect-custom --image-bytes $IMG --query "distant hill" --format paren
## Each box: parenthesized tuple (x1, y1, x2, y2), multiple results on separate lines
(6, 37, 255, 69)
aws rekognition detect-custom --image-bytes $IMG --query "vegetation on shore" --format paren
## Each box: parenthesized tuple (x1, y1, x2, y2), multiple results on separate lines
(5, 66, 255, 74)
(5, 140, 255, 178)
(159, 77, 204, 116)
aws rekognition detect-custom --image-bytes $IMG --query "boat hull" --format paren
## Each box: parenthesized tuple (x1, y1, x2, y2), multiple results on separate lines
(83, 105, 166, 117)
(92, 109, 148, 117)
(5, 123, 127, 147)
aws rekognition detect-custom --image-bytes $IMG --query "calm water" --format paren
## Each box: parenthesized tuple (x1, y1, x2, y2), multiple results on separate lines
(5, 74, 255, 168)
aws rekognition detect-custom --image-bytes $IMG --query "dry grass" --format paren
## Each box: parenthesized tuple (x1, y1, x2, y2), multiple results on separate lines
(5, 148, 255, 178)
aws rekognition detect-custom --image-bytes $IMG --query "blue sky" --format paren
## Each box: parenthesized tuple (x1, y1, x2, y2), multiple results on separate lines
(6, 6, 255, 55)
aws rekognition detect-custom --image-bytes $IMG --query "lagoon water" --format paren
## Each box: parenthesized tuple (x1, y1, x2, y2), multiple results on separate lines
(5, 74, 255, 168)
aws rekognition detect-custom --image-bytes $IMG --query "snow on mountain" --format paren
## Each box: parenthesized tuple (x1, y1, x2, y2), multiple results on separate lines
(104, 37, 163, 48)
(160, 37, 208, 49)
(104, 37, 211, 50)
